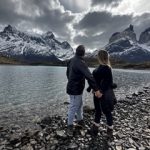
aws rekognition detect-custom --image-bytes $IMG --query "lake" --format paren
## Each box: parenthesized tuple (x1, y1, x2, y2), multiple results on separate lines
(0, 65, 150, 128)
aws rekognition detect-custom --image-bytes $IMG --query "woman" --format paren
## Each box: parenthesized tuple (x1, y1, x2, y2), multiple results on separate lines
(87, 50, 116, 136)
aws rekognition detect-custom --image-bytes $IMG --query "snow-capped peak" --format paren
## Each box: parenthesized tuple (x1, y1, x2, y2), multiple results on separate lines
(89, 25, 150, 63)
(0, 25, 74, 62)
(109, 24, 137, 44)
(3, 25, 17, 33)
(42, 31, 55, 39)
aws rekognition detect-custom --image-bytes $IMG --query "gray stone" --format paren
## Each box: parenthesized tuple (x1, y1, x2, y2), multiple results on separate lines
(80, 130, 85, 136)
(45, 135, 50, 140)
(56, 130, 67, 138)
(68, 143, 78, 149)
(116, 145, 122, 150)
(30, 139, 37, 145)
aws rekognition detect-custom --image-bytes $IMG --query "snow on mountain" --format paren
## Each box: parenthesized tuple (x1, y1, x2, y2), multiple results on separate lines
(0, 25, 74, 62)
(89, 25, 150, 63)
(138, 44, 150, 52)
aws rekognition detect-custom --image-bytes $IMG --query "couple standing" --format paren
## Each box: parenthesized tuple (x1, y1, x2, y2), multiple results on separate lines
(66, 45, 115, 136)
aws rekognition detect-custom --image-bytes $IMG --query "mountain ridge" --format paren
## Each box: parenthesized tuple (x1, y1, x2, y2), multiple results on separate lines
(0, 25, 74, 63)
(0, 24, 150, 65)
(88, 24, 150, 63)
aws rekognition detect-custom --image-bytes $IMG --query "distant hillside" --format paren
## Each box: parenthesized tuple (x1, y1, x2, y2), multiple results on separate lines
(113, 61, 150, 69)
(0, 55, 21, 64)
(84, 57, 150, 69)
(0, 54, 149, 69)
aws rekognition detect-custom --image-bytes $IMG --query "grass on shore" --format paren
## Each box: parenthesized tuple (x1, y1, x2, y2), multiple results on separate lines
(0, 55, 21, 65)
(0, 55, 150, 69)
(85, 57, 150, 69)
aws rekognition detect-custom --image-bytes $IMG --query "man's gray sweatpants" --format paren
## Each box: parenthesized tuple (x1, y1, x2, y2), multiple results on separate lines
(68, 95, 83, 125)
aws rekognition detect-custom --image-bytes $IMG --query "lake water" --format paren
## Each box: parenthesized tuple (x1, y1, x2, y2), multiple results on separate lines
(0, 65, 150, 127)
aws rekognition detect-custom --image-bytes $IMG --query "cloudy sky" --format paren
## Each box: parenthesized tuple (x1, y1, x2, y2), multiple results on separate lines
(0, 0, 150, 51)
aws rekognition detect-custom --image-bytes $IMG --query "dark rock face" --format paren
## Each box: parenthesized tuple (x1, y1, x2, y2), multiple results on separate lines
(3, 25, 17, 35)
(109, 32, 121, 44)
(43, 31, 55, 40)
(124, 24, 134, 32)
(139, 27, 150, 44)
(110, 47, 150, 62)
(61, 41, 71, 49)
(106, 39, 132, 53)
(109, 24, 137, 44)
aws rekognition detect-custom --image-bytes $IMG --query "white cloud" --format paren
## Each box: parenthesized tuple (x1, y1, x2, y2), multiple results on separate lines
(59, 0, 91, 13)
(111, 0, 150, 15)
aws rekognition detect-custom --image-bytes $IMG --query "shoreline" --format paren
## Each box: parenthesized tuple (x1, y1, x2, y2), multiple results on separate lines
(0, 63, 150, 70)
(0, 86, 150, 149)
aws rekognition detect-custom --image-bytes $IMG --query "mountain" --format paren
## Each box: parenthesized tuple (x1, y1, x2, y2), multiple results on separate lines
(0, 25, 74, 63)
(89, 25, 150, 63)
(1, 25, 150, 65)
(109, 24, 137, 43)
(139, 27, 150, 45)
(106, 25, 150, 62)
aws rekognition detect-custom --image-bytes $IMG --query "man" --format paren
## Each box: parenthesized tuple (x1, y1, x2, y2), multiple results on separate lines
(66, 45, 102, 136)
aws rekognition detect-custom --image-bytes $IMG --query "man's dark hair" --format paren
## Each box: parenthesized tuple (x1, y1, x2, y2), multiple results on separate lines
(76, 45, 85, 57)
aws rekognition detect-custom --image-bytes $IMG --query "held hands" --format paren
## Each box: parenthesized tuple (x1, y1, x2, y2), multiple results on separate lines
(87, 87, 102, 98)
(94, 90, 103, 98)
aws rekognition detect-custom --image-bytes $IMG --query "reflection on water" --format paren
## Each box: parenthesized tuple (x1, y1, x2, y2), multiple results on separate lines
(0, 66, 150, 127)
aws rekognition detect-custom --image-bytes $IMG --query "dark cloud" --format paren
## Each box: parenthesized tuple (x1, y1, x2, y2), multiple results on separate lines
(74, 11, 132, 48)
(0, 0, 75, 41)
(91, 0, 122, 7)
(29, 0, 74, 40)
(59, 0, 85, 13)
(133, 13, 150, 38)
(0, 0, 28, 25)
(73, 33, 108, 50)
(74, 10, 150, 49)
(74, 11, 132, 36)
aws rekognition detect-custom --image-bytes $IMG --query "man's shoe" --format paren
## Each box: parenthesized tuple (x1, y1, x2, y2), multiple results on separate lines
(76, 120, 85, 128)
(67, 125, 73, 137)
(107, 126, 113, 138)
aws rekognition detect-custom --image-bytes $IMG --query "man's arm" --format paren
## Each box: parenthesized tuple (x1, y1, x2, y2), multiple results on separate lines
(66, 60, 70, 80)
(78, 60, 98, 90)
(78, 60, 102, 98)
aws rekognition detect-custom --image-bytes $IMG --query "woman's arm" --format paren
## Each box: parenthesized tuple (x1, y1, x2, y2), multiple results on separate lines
(86, 69, 96, 93)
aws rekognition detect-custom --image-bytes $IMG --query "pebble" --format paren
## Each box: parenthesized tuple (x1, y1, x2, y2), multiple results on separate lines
(56, 130, 67, 139)
(68, 143, 78, 149)
(116, 145, 122, 150)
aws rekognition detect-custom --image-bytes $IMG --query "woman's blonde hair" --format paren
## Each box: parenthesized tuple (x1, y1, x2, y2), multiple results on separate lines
(97, 50, 111, 67)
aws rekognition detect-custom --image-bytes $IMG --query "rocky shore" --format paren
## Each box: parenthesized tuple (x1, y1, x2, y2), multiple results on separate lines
(0, 86, 150, 150)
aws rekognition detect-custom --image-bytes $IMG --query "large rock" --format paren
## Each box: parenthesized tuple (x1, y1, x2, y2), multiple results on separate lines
(109, 24, 137, 43)
(139, 27, 150, 45)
